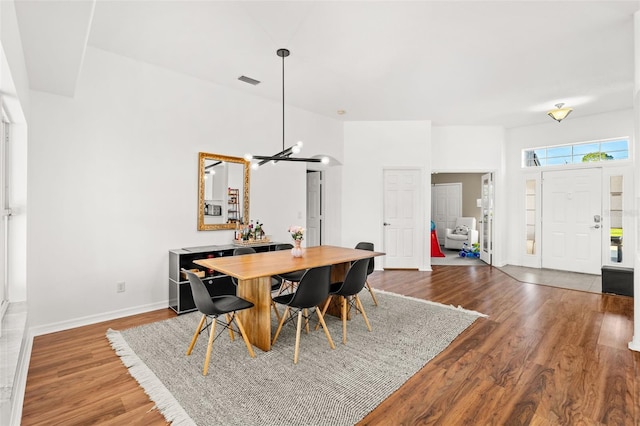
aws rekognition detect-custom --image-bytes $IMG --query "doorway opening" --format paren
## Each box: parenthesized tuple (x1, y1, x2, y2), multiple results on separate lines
(306, 170, 323, 247)
(430, 172, 494, 266)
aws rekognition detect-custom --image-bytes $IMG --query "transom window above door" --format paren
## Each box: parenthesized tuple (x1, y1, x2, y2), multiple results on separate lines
(523, 138, 629, 168)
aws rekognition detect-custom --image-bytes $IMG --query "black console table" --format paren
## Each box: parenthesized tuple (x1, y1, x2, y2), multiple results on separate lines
(169, 242, 280, 314)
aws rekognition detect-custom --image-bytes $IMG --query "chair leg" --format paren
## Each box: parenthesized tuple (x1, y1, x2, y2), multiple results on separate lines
(233, 314, 256, 358)
(315, 307, 336, 350)
(272, 306, 290, 345)
(202, 319, 217, 376)
(315, 295, 333, 331)
(304, 308, 310, 334)
(187, 314, 206, 355)
(342, 296, 348, 344)
(355, 295, 372, 332)
(293, 310, 303, 364)
(271, 300, 281, 322)
(277, 279, 295, 295)
(225, 314, 235, 341)
(365, 279, 379, 306)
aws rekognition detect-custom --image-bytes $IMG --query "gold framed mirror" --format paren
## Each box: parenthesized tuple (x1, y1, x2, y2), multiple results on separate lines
(198, 152, 250, 231)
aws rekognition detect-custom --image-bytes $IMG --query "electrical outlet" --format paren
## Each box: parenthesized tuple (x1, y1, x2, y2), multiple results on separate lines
(116, 281, 126, 293)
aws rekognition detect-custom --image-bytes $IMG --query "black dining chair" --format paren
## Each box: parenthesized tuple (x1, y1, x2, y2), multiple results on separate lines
(273, 243, 307, 295)
(355, 242, 379, 306)
(182, 269, 255, 375)
(318, 258, 372, 344)
(271, 265, 336, 364)
(232, 247, 282, 321)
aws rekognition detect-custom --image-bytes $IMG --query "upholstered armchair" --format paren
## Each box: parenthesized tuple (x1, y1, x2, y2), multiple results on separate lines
(444, 217, 479, 250)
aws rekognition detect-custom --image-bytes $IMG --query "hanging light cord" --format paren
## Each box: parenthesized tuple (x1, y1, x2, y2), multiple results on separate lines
(251, 48, 325, 166)
(282, 50, 285, 152)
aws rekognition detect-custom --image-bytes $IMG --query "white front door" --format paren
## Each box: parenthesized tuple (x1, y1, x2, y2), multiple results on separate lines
(479, 173, 493, 264)
(306, 171, 322, 247)
(542, 168, 602, 274)
(383, 169, 421, 269)
(431, 183, 461, 242)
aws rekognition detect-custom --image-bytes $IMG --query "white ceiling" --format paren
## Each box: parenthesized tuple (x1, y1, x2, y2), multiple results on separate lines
(14, 0, 640, 128)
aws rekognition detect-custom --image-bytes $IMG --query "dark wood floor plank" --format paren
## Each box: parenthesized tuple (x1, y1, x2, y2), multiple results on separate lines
(21, 266, 640, 425)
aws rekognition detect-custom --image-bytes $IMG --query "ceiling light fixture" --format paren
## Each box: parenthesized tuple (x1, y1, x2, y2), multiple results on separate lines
(547, 103, 573, 123)
(246, 48, 329, 169)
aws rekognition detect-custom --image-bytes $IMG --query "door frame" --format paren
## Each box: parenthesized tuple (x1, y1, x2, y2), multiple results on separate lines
(430, 169, 498, 267)
(479, 172, 493, 265)
(521, 165, 636, 272)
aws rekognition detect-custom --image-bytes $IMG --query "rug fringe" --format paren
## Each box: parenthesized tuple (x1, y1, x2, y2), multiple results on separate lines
(373, 289, 489, 318)
(107, 329, 196, 426)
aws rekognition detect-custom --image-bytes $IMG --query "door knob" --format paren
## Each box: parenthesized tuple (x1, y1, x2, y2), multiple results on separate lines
(591, 224, 601, 229)
(383, 222, 390, 226)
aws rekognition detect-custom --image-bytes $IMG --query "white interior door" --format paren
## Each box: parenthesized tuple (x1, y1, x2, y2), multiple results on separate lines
(306, 171, 322, 247)
(431, 183, 461, 242)
(479, 173, 493, 264)
(542, 168, 602, 274)
(383, 169, 421, 269)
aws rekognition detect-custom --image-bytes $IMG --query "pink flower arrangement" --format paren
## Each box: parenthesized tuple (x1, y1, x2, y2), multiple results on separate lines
(288, 225, 305, 241)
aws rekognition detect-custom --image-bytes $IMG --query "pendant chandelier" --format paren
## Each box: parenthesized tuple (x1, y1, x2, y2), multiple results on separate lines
(246, 48, 329, 169)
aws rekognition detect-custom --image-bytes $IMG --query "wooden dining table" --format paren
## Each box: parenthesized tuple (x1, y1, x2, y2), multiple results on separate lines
(194, 245, 384, 352)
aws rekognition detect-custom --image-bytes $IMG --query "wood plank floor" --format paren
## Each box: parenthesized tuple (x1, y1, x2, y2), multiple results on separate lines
(22, 265, 639, 425)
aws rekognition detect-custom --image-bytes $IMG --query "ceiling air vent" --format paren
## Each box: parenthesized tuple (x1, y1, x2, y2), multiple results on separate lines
(238, 75, 260, 85)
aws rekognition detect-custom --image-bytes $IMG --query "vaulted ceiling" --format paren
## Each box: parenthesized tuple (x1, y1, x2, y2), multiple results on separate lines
(14, 1, 640, 128)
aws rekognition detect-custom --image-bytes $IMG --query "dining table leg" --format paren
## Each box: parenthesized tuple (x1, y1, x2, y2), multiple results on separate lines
(236, 276, 273, 352)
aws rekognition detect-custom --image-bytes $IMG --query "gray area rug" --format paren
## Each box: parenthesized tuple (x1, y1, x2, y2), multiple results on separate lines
(107, 290, 485, 426)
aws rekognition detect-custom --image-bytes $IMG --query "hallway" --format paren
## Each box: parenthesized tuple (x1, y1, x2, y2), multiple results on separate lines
(432, 248, 602, 294)
(497, 265, 601, 294)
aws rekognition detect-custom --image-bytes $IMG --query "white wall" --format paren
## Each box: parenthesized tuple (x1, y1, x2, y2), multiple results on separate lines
(343, 121, 431, 270)
(431, 126, 506, 266)
(505, 109, 635, 267)
(27, 47, 343, 332)
(1, 0, 29, 302)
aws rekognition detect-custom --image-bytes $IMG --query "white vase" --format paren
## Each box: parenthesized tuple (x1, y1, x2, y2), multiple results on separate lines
(291, 239, 304, 257)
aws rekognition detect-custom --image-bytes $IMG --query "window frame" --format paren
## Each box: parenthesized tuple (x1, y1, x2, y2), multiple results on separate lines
(522, 137, 631, 169)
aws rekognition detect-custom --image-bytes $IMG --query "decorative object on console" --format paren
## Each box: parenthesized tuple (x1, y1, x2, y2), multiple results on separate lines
(243, 48, 330, 169)
(234, 220, 269, 244)
(254, 220, 266, 240)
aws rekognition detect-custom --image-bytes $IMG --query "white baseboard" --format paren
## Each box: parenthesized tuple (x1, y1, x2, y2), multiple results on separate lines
(628, 338, 640, 352)
(29, 301, 170, 337)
